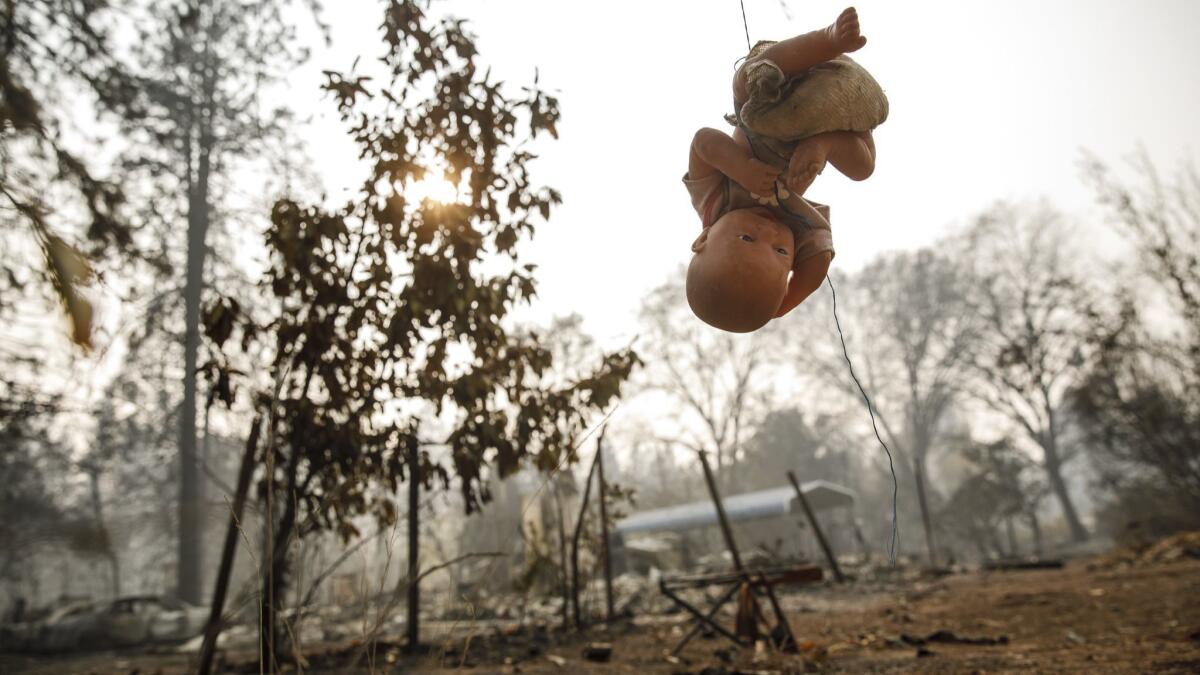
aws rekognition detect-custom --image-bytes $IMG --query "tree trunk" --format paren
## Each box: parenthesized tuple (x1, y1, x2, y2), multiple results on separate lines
(1042, 437, 1088, 543)
(570, 450, 600, 629)
(912, 453, 938, 567)
(260, 442, 301, 670)
(553, 483, 569, 631)
(1027, 510, 1044, 557)
(198, 417, 261, 675)
(87, 471, 120, 598)
(1004, 516, 1018, 557)
(178, 75, 215, 606)
(406, 442, 420, 650)
(596, 433, 614, 623)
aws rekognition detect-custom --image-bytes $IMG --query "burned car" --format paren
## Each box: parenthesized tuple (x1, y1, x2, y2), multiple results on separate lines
(1, 595, 208, 653)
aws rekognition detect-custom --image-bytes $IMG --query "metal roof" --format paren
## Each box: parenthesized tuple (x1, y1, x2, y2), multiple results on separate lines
(615, 480, 855, 536)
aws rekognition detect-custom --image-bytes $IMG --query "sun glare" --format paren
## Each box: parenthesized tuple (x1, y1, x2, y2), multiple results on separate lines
(404, 174, 459, 205)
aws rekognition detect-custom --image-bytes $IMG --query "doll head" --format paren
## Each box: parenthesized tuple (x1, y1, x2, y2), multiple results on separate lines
(686, 207, 795, 333)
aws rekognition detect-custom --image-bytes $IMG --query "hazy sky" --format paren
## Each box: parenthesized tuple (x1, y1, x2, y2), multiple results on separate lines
(295, 0, 1200, 345)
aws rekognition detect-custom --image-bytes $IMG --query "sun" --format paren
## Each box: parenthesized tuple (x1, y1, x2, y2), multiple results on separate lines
(404, 173, 459, 204)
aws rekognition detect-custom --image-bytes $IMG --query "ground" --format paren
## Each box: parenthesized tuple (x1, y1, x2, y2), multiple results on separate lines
(4, 550, 1198, 674)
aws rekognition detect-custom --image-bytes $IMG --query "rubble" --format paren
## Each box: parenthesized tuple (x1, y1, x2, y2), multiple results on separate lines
(1087, 530, 1200, 570)
(581, 641, 612, 662)
(983, 558, 1064, 571)
(899, 629, 1010, 646)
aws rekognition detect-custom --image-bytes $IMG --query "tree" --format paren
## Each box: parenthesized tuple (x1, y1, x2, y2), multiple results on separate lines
(1, 0, 143, 349)
(121, 0, 315, 604)
(736, 408, 850, 492)
(1073, 153, 1200, 539)
(940, 437, 1046, 560)
(959, 201, 1091, 543)
(201, 0, 636, 662)
(798, 248, 976, 565)
(637, 272, 782, 483)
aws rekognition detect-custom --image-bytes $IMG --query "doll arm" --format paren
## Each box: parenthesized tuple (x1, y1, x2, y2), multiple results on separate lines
(775, 251, 833, 317)
(689, 127, 781, 195)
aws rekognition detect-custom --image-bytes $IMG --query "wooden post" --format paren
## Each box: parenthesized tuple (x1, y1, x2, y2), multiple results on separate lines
(406, 442, 420, 650)
(596, 428, 615, 622)
(697, 450, 744, 573)
(698, 450, 796, 651)
(553, 482, 570, 631)
(198, 416, 262, 675)
(786, 471, 845, 583)
(570, 445, 600, 629)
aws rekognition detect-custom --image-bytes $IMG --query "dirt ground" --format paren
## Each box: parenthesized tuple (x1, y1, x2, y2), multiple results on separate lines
(4, 552, 1198, 674)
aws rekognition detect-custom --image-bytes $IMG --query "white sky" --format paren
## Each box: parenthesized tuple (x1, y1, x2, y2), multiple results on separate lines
(293, 0, 1200, 346)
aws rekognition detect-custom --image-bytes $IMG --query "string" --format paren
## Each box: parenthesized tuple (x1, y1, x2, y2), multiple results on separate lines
(738, 0, 752, 51)
(826, 274, 899, 565)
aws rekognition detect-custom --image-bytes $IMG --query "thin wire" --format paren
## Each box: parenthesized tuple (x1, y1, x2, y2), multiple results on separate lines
(738, 0, 752, 50)
(827, 274, 899, 565)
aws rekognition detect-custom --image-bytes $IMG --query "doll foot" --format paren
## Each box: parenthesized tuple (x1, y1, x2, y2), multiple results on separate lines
(787, 137, 829, 196)
(827, 7, 867, 54)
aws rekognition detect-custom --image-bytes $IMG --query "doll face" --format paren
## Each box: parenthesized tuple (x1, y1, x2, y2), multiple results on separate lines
(704, 208, 795, 276)
(686, 209, 794, 333)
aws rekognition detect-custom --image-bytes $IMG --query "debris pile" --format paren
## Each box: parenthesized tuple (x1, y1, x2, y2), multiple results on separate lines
(1088, 530, 1200, 570)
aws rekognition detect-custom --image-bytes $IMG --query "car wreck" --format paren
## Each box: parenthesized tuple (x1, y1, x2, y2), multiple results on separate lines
(1, 595, 209, 653)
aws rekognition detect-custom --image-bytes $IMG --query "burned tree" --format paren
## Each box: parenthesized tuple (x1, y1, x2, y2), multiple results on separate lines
(637, 274, 781, 484)
(959, 202, 1092, 543)
(797, 249, 976, 566)
(200, 0, 636, 664)
(121, 0, 316, 605)
(1075, 153, 1200, 538)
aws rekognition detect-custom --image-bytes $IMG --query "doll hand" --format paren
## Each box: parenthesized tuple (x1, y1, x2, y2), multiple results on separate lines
(829, 7, 867, 54)
(786, 137, 829, 196)
(730, 157, 783, 197)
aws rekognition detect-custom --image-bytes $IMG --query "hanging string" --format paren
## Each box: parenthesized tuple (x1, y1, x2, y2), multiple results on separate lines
(826, 274, 899, 565)
(739, 0, 752, 51)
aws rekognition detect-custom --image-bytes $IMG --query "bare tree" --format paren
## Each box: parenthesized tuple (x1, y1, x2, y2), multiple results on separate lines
(800, 249, 976, 565)
(959, 201, 1091, 543)
(636, 272, 781, 483)
(124, 0, 315, 604)
(1074, 153, 1200, 537)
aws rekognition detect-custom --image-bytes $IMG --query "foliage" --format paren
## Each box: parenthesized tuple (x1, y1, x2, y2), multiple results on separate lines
(939, 437, 1045, 559)
(1, 0, 143, 348)
(0, 391, 107, 584)
(204, 0, 637, 544)
(735, 407, 850, 492)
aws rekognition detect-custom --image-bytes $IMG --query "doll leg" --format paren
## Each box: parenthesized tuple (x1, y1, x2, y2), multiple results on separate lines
(734, 7, 866, 103)
(825, 130, 875, 181)
(786, 130, 875, 196)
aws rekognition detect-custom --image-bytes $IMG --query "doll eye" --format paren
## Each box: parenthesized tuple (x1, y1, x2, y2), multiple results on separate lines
(739, 234, 754, 242)
(775, 247, 789, 255)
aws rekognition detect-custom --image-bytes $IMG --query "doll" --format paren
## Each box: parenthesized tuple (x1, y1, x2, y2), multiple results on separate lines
(683, 7, 887, 333)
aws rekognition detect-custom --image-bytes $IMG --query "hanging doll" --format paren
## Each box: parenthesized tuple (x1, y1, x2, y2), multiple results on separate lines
(683, 7, 888, 333)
